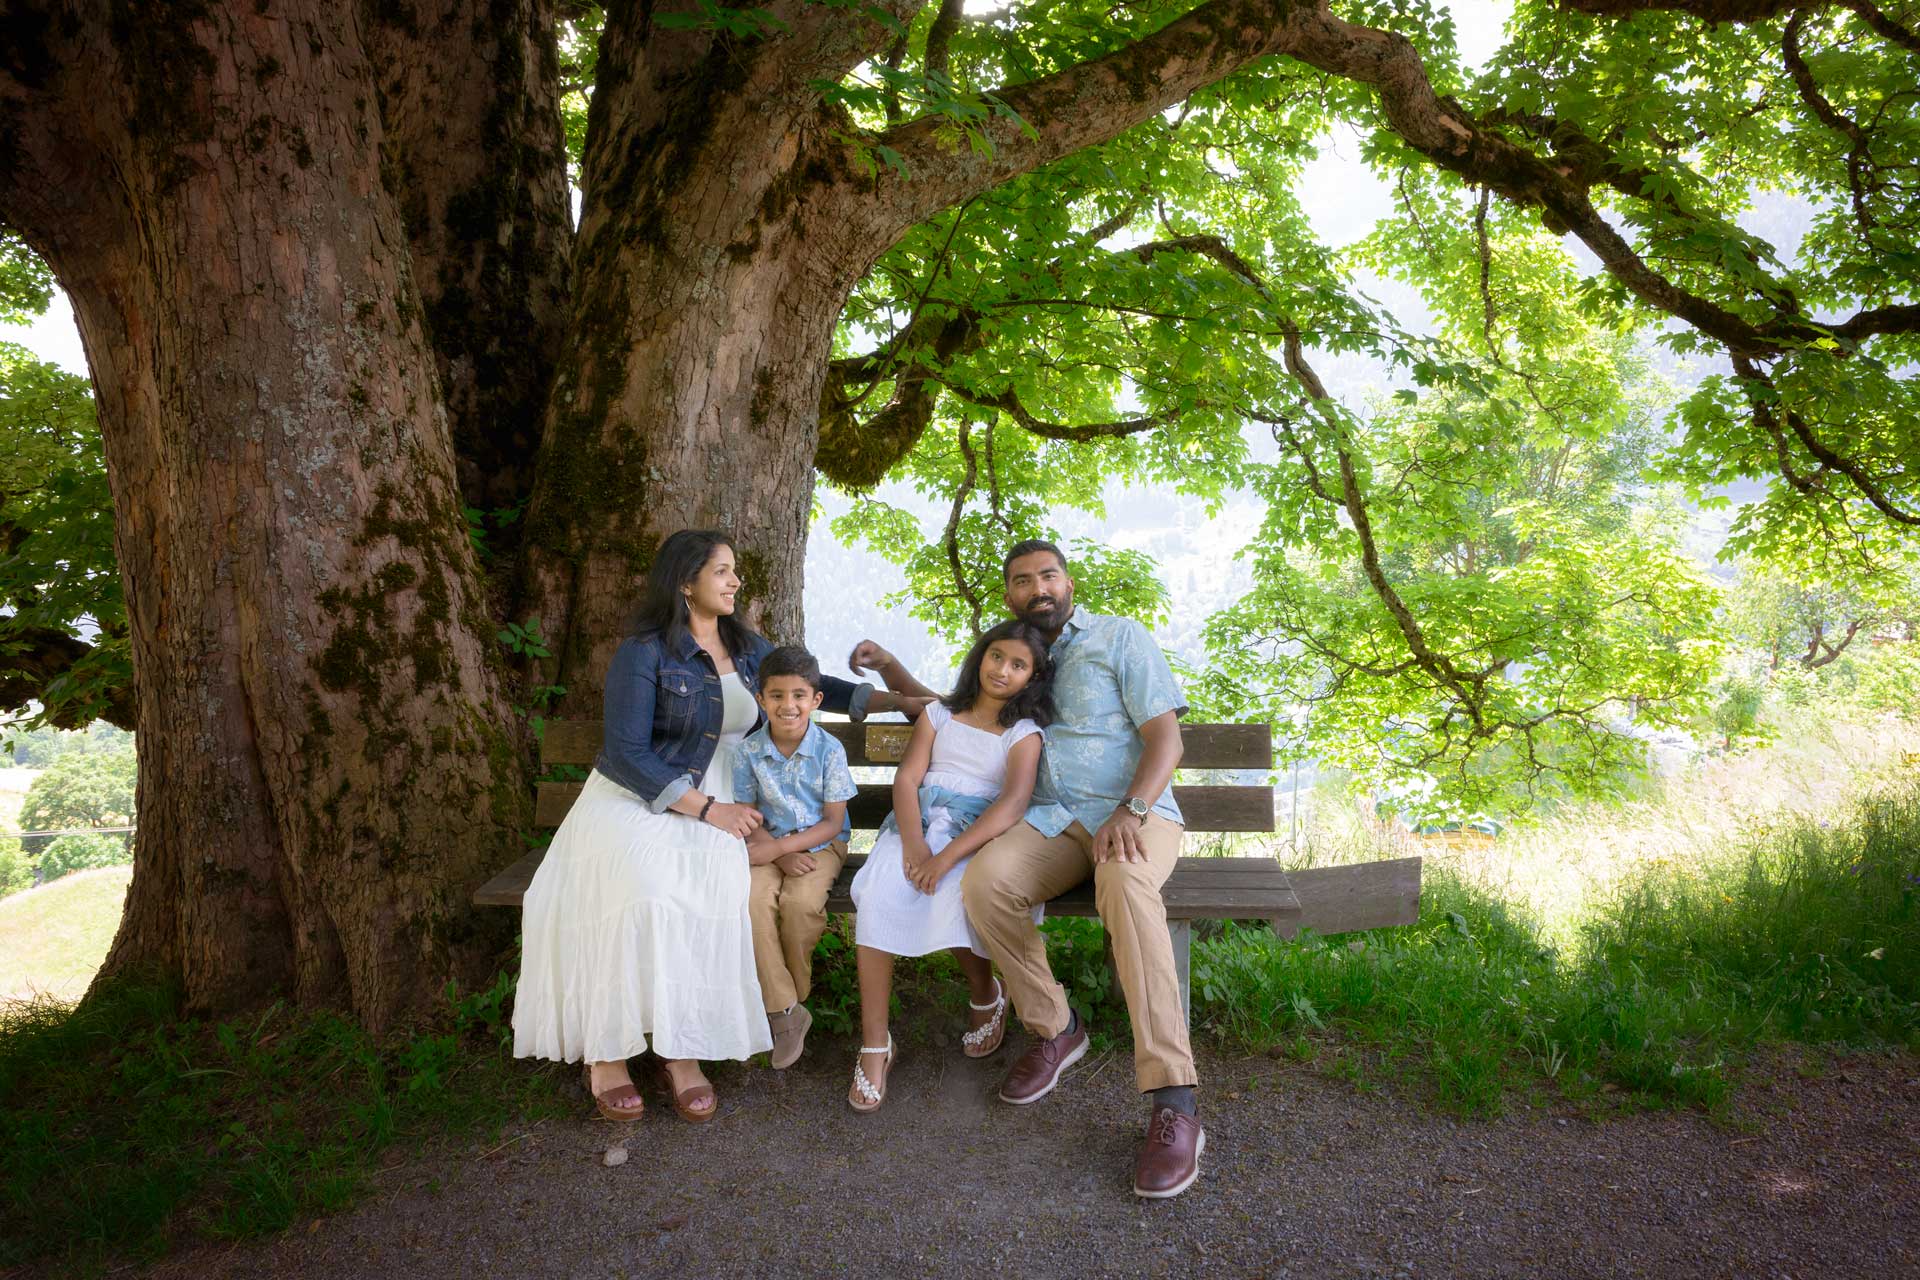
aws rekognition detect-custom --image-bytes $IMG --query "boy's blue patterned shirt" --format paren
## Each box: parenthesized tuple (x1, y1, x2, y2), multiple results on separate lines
(731, 720, 859, 849)
(1026, 606, 1188, 838)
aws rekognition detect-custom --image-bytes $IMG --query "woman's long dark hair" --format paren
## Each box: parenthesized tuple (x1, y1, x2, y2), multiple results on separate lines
(628, 529, 753, 657)
(942, 619, 1058, 729)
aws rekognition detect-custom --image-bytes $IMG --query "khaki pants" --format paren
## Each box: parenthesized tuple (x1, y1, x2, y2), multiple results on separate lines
(748, 841, 847, 1013)
(961, 814, 1195, 1092)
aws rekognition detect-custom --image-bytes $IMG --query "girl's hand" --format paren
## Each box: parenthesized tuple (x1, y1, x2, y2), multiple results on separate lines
(909, 851, 955, 895)
(900, 836, 933, 885)
(705, 802, 763, 839)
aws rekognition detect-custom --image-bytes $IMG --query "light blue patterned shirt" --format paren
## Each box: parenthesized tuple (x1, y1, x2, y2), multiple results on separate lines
(731, 720, 859, 849)
(1026, 606, 1188, 838)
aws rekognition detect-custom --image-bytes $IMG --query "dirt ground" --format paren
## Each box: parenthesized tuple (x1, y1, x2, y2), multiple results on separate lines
(120, 1031, 1918, 1280)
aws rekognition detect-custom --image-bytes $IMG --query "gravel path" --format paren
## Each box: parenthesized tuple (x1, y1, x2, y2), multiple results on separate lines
(124, 1034, 1917, 1280)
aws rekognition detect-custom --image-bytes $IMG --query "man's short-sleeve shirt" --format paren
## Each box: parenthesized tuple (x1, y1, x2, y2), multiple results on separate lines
(1026, 606, 1188, 838)
(731, 720, 859, 848)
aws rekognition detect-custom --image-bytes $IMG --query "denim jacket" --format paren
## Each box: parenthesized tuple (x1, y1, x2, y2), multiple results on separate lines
(595, 628, 873, 813)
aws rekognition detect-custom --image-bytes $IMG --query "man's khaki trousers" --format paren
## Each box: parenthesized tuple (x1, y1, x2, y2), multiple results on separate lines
(961, 814, 1195, 1092)
(748, 840, 847, 1014)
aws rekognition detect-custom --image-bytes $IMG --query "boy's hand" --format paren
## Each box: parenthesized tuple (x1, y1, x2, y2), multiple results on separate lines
(775, 850, 818, 877)
(744, 829, 784, 865)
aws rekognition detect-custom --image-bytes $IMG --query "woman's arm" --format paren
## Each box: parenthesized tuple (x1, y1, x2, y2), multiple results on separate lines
(599, 638, 698, 813)
(932, 735, 1042, 864)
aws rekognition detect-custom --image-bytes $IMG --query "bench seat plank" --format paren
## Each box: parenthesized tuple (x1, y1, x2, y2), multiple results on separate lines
(474, 848, 1301, 921)
(533, 780, 1276, 832)
(539, 719, 1273, 770)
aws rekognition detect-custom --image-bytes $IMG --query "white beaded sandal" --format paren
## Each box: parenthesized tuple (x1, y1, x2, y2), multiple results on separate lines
(962, 978, 1008, 1059)
(848, 1034, 895, 1113)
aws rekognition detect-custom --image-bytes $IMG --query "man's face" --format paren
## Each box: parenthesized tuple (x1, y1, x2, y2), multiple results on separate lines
(1003, 550, 1073, 632)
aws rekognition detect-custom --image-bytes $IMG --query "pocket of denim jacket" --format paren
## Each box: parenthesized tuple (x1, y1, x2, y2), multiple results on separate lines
(658, 675, 698, 726)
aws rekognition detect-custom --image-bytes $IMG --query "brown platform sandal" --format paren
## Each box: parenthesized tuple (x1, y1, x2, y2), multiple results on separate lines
(655, 1060, 718, 1124)
(582, 1064, 645, 1122)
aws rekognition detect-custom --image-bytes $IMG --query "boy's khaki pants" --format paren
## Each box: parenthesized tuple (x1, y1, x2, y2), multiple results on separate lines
(961, 814, 1195, 1093)
(748, 840, 847, 1013)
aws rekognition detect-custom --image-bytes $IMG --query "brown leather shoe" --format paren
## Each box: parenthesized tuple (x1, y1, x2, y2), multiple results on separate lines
(1133, 1106, 1205, 1198)
(996, 1020, 1088, 1105)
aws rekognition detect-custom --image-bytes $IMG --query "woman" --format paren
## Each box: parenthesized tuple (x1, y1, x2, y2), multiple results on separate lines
(512, 529, 904, 1121)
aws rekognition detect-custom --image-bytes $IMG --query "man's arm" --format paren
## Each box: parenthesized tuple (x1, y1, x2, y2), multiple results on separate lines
(848, 639, 939, 702)
(1092, 709, 1183, 864)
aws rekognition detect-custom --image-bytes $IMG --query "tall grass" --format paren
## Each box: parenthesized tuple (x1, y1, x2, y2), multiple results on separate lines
(1194, 761, 1920, 1116)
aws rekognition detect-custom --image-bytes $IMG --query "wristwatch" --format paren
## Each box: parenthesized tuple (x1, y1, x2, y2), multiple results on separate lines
(1121, 795, 1149, 825)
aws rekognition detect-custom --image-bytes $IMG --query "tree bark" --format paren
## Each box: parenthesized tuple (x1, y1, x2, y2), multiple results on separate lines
(366, 0, 574, 518)
(0, 3, 529, 1025)
(517, 13, 891, 702)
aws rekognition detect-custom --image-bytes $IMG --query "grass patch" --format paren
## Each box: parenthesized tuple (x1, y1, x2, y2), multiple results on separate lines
(1195, 774, 1920, 1116)
(0, 865, 131, 1001)
(0, 970, 570, 1272)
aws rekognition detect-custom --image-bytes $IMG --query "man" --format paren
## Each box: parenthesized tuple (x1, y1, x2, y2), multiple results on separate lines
(848, 540, 1202, 1198)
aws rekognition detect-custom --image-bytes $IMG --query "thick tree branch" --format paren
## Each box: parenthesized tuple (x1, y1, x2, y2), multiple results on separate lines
(945, 383, 1176, 440)
(1783, 10, 1880, 237)
(943, 420, 986, 638)
(870, 0, 1308, 233)
(1733, 353, 1920, 524)
(0, 625, 137, 731)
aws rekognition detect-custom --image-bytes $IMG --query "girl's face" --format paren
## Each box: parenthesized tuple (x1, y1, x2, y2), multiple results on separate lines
(684, 545, 741, 617)
(977, 638, 1037, 701)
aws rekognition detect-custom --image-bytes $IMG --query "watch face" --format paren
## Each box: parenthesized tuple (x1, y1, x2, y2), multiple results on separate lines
(1127, 797, 1149, 817)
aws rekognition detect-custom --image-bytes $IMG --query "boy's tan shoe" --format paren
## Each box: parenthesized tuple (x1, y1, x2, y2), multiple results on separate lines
(769, 1003, 813, 1069)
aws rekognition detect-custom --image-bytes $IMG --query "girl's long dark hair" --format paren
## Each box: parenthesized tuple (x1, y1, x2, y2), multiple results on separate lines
(628, 529, 753, 658)
(942, 619, 1058, 729)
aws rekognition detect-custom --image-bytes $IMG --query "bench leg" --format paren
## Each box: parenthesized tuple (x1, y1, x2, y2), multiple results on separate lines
(1169, 919, 1192, 1023)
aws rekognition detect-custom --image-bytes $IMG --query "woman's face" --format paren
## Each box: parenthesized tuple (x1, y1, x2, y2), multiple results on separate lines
(978, 638, 1036, 701)
(684, 544, 741, 617)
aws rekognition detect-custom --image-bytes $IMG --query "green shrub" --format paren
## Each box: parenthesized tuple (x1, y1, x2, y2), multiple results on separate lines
(36, 831, 130, 881)
(0, 836, 32, 896)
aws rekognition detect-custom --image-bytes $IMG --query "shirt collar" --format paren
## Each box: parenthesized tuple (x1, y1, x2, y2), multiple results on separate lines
(745, 720, 820, 761)
(1052, 605, 1093, 651)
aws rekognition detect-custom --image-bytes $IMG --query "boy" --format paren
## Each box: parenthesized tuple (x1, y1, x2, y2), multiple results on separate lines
(733, 644, 860, 1068)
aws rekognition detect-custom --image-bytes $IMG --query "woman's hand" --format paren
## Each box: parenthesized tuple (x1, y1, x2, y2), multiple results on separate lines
(704, 801, 764, 839)
(906, 848, 955, 895)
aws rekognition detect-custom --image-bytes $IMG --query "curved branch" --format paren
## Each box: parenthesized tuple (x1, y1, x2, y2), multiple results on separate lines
(943, 421, 986, 638)
(945, 383, 1177, 441)
(1553, 0, 1821, 20)
(1783, 10, 1880, 237)
(869, 0, 1309, 234)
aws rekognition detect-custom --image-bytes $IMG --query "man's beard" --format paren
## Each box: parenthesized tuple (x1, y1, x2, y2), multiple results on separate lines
(1019, 593, 1070, 630)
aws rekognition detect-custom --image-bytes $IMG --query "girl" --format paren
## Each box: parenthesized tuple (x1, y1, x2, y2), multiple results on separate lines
(845, 618, 1057, 1111)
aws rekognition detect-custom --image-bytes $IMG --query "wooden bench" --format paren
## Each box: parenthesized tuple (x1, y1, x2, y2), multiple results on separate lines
(474, 719, 1422, 1016)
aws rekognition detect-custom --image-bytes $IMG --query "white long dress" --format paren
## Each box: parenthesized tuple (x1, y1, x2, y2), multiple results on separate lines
(513, 672, 772, 1064)
(850, 702, 1041, 958)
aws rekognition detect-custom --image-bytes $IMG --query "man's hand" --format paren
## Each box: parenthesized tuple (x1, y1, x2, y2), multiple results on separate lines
(775, 850, 818, 877)
(847, 639, 896, 678)
(1091, 807, 1147, 864)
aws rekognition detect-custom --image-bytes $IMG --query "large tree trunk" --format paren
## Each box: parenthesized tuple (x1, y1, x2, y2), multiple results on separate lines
(518, 20, 883, 706)
(0, 4, 529, 1024)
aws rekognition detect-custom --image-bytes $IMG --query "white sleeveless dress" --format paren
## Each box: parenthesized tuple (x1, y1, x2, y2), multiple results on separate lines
(850, 702, 1042, 958)
(513, 673, 772, 1064)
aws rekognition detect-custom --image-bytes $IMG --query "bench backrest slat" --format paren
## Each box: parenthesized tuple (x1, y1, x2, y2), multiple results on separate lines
(533, 780, 1276, 832)
(540, 719, 1272, 771)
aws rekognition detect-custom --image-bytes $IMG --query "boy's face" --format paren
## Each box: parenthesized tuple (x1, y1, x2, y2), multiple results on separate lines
(758, 675, 823, 738)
